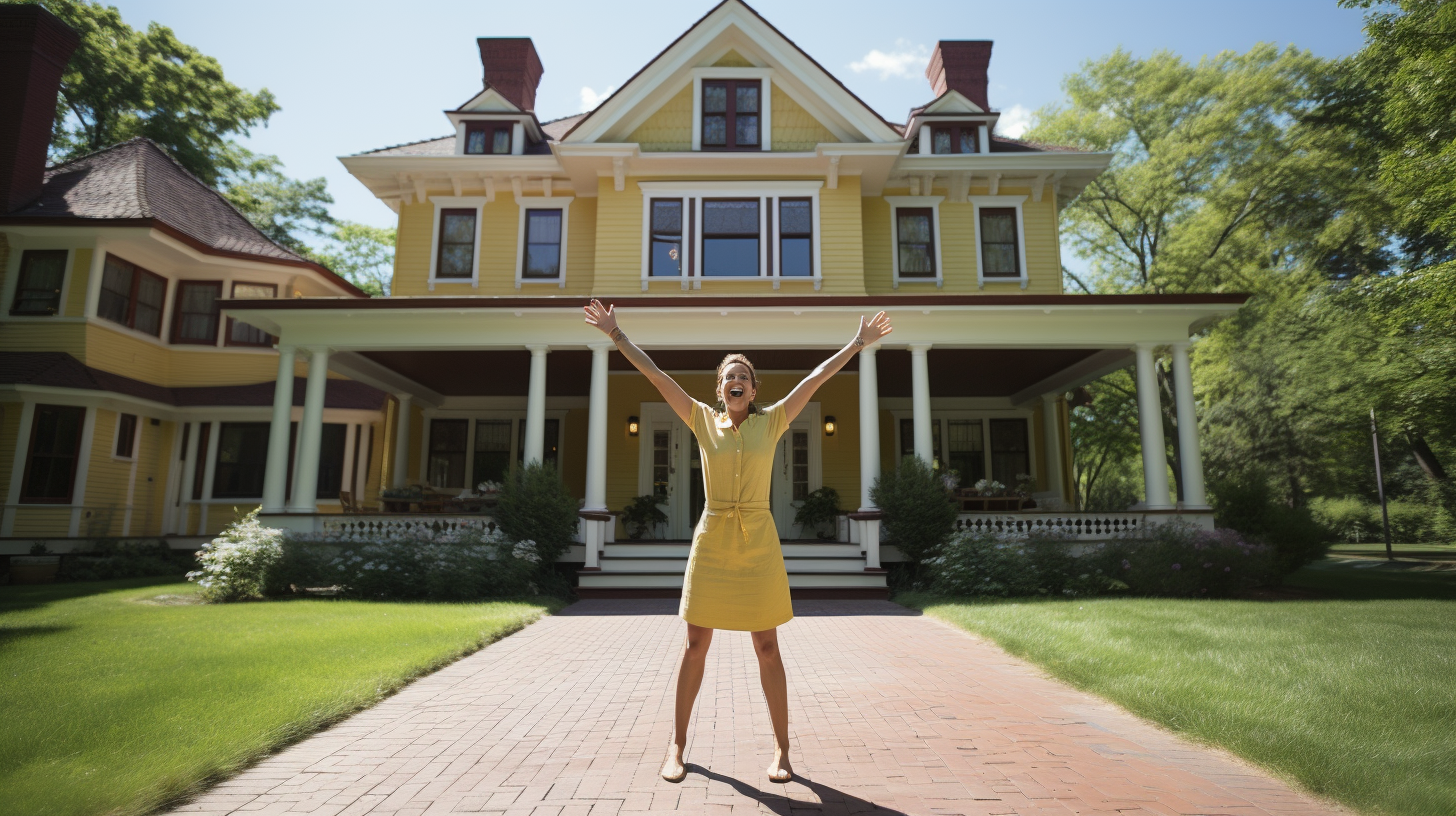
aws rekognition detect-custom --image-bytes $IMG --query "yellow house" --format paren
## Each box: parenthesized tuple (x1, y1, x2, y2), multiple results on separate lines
(1, 2, 1243, 596)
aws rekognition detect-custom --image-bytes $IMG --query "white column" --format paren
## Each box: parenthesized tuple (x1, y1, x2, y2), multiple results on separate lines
(1, 400, 36, 537)
(68, 408, 99, 538)
(910, 344, 933, 465)
(84, 242, 106, 317)
(1042, 393, 1066, 504)
(391, 393, 413, 489)
(1134, 343, 1174, 510)
(1170, 342, 1209, 509)
(288, 348, 330, 512)
(857, 346, 882, 570)
(262, 346, 296, 513)
(178, 420, 199, 534)
(196, 421, 219, 535)
(523, 344, 549, 465)
(583, 344, 611, 569)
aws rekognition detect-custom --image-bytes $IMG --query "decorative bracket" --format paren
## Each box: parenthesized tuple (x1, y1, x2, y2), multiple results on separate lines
(827, 155, 840, 190)
(612, 157, 625, 192)
(1032, 173, 1048, 203)
(511, 176, 524, 200)
(987, 172, 1001, 196)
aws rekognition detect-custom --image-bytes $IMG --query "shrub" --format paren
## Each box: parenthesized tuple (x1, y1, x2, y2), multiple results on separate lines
(872, 457, 959, 582)
(621, 495, 668, 539)
(493, 461, 578, 571)
(186, 508, 284, 602)
(794, 486, 841, 540)
(1210, 475, 1329, 579)
(287, 528, 537, 601)
(1106, 522, 1274, 598)
(1310, 496, 1453, 544)
(931, 531, 1110, 598)
(56, 539, 191, 582)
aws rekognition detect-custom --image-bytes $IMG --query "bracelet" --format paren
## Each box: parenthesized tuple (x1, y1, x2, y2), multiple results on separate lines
(610, 327, 628, 343)
(852, 335, 865, 348)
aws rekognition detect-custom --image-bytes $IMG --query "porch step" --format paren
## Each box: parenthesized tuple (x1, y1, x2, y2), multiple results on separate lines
(606, 542, 862, 558)
(577, 539, 884, 598)
(600, 556, 868, 572)
(578, 571, 889, 589)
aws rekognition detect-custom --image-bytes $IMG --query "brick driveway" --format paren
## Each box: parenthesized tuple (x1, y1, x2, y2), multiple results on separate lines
(173, 600, 1344, 816)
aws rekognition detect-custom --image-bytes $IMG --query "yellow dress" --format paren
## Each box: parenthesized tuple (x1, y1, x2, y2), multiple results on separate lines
(679, 399, 794, 631)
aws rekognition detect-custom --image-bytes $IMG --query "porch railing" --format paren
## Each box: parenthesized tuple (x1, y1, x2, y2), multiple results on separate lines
(317, 514, 498, 541)
(954, 512, 1149, 539)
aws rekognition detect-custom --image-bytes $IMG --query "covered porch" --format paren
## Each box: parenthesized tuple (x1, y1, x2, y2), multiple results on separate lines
(226, 294, 1241, 584)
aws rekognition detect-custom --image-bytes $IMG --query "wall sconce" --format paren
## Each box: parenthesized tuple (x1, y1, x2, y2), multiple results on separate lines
(627, 415, 640, 437)
(824, 416, 836, 436)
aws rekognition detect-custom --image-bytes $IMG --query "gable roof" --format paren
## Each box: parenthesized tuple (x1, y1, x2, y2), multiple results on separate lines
(353, 114, 587, 158)
(562, 0, 901, 145)
(1, 138, 368, 296)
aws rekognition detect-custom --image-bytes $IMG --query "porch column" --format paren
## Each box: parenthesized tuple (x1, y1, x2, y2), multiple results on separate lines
(857, 345, 882, 569)
(523, 344, 549, 465)
(1134, 343, 1174, 510)
(910, 344, 933, 465)
(1170, 342, 1209, 509)
(583, 343, 611, 569)
(1041, 393, 1066, 505)
(391, 393, 412, 489)
(288, 347, 330, 512)
(261, 346, 296, 513)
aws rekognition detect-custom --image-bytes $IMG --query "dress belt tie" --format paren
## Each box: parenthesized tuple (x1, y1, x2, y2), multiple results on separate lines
(704, 500, 771, 536)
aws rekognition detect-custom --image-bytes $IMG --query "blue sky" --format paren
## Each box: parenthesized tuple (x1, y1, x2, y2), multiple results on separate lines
(112, 0, 1371, 230)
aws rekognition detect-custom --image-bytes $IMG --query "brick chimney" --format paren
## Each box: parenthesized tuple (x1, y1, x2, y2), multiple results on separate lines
(0, 4, 79, 213)
(476, 37, 544, 113)
(925, 41, 993, 111)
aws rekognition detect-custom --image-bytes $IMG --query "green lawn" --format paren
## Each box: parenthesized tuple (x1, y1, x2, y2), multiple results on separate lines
(900, 559, 1456, 816)
(1328, 542, 1456, 559)
(0, 578, 561, 816)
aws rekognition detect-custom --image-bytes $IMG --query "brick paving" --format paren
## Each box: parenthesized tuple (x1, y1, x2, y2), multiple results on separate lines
(171, 600, 1346, 816)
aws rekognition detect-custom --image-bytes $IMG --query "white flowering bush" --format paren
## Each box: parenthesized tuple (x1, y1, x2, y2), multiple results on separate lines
(187, 508, 285, 602)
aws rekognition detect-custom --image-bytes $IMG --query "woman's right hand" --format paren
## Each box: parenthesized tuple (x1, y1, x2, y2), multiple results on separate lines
(584, 299, 619, 338)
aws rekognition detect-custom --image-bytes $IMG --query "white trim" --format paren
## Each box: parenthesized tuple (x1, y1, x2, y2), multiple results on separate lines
(427, 195, 489, 290)
(514, 197, 573, 288)
(110, 411, 139, 461)
(160, 420, 183, 535)
(889, 408, 1039, 486)
(640, 195, 692, 291)
(690, 67, 773, 152)
(1, 400, 35, 537)
(68, 407, 98, 537)
(969, 194, 1030, 290)
(886, 195, 945, 288)
(0, 245, 73, 320)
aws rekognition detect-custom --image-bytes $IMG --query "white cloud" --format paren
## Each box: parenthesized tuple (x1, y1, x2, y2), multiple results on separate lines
(849, 40, 930, 80)
(995, 104, 1033, 139)
(580, 85, 616, 110)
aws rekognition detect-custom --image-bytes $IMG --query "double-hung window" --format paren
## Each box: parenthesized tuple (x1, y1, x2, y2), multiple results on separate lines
(979, 208, 1020, 278)
(778, 198, 813, 278)
(649, 200, 685, 278)
(702, 199, 760, 277)
(171, 281, 223, 345)
(226, 282, 276, 347)
(10, 249, 67, 316)
(436, 209, 477, 279)
(515, 200, 571, 287)
(98, 255, 166, 336)
(639, 182, 821, 289)
(114, 413, 138, 460)
(931, 124, 980, 154)
(897, 209, 936, 278)
(21, 404, 86, 503)
(701, 80, 760, 150)
(464, 121, 512, 155)
(989, 419, 1030, 485)
(212, 422, 270, 498)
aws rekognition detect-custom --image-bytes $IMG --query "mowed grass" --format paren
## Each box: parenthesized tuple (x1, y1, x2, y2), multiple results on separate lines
(900, 559, 1456, 816)
(0, 578, 562, 816)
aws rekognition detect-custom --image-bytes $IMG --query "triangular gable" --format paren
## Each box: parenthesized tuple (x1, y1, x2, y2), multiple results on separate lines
(454, 86, 524, 113)
(563, 0, 900, 145)
(920, 89, 985, 115)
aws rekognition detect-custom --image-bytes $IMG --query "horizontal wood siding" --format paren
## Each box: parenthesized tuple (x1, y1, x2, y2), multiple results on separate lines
(627, 84, 693, 152)
(592, 177, 644, 293)
(64, 248, 91, 317)
(10, 507, 70, 537)
(818, 177, 865, 293)
(82, 408, 128, 536)
(391, 201, 434, 296)
(0, 322, 86, 358)
(0, 400, 20, 510)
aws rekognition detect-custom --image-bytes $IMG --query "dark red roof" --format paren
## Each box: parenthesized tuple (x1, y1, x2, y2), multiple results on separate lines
(0, 352, 385, 410)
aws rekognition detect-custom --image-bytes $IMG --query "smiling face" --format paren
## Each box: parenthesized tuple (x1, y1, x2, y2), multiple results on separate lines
(717, 361, 757, 413)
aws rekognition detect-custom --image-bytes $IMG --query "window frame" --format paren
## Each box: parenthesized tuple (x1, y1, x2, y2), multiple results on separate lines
(97, 254, 168, 337)
(970, 195, 1029, 289)
(690, 67, 774, 151)
(700, 197, 762, 279)
(930, 124, 981, 154)
(224, 281, 277, 347)
(19, 404, 87, 504)
(211, 421, 271, 499)
(423, 412, 568, 490)
(169, 280, 224, 346)
(890, 410, 1038, 489)
(463, 121, 513, 155)
(886, 196, 945, 288)
(647, 197, 688, 280)
(427, 196, 487, 289)
(113, 412, 138, 461)
(10, 249, 70, 317)
(435, 208, 478, 281)
(777, 197, 814, 280)
(699, 79, 762, 152)
(637, 181, 822, 290)
(514, 197, 572, 288)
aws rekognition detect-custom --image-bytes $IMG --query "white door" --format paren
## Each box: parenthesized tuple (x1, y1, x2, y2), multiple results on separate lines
(771, 416, 815, 539)
(639, 404, 703, 540)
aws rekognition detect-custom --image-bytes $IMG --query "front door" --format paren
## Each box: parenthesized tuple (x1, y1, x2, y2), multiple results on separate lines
(639, 404, 703, 540)
(771, 414, 815, 539)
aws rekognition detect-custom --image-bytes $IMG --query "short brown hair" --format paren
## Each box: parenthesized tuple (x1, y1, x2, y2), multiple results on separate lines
(715, 353, 761, 414)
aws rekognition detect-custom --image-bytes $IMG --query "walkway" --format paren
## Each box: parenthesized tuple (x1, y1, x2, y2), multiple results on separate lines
(172, 600, 1344, 816)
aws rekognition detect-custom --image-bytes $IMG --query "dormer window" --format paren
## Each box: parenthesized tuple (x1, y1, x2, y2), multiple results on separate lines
(702, 80, 760, 150)
(464, 121, 512, 155)
(931, 124, 979, 154)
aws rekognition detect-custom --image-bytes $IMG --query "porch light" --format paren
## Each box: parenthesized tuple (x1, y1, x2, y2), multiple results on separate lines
(824, 416, 836, 436)
(627, 416, 640, 436)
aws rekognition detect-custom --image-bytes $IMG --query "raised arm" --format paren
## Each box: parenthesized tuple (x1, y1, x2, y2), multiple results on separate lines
(584, 299, 695, 424)
(779, 312, 892, 423)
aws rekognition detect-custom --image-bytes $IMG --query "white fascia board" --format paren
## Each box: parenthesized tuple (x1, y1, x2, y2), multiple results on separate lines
(921, 90, 985, 115)
(0, 385, 384, 424)
(455, 86, 524, 113)
(339, 155, 563, 176)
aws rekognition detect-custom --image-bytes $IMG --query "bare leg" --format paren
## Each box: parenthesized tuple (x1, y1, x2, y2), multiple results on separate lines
(662, 623, 713, 782)
(751, 628, 793, 782)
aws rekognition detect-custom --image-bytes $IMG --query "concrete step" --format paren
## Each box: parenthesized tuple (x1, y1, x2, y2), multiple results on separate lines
(599, 556, 868, 572)
(604, 543, 862, 558)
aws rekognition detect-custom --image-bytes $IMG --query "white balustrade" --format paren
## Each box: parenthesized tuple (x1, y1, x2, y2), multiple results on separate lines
(318, 515, 498, 542)
(954, 512, 1149, 539)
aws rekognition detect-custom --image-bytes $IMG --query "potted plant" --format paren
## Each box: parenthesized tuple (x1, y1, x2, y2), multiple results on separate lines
(793, 487, 842, 540)
(11, 542, 61, 585)
(622, 495, 668, 539)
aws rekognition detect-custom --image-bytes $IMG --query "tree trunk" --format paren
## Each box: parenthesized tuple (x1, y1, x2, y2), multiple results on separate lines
(1407, 432, 1449, 482)
(1157, 360, 1185, 503)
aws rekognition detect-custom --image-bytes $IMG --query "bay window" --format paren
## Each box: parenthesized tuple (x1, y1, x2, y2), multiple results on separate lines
(98, 255, 166, 336)
(426, 415, 563, 488)
(171, 281, 222, 345)
(226, 282, 276, 347)
(893, 415, 1029, 489)
(10, 249, 67, 316)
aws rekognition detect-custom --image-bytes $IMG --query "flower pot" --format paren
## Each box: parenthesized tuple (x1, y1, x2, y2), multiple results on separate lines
(10, 555, 61, 585)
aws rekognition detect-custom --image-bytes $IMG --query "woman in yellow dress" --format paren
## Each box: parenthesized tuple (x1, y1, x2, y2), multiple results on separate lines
(584, 299, 893, 784)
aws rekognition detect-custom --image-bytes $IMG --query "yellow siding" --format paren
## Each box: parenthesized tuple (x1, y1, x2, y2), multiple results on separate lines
(592, 177, 645, 292)
(626, 84, 693, 152)
(565, 197, 597, 293)
(362, 420, 385, 505)
(818, 177, 865, 294)
(64, 248, 91, 317)
(0, 401, 20, 508)
(82, 409, 129, 536)
(712, 50, 755, 67)
(140, 420, 175, 536)
(0, 322, 86, 358)
(81, 323, 283, 387)
(771, 86, 838, 151)
(11, 507, 70, 537)
(391, 200, 434, 296)
(863, 187, 1064, 295)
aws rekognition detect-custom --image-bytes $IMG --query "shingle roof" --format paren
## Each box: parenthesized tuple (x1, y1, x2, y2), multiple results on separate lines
(354, 113, 588, 158)
(4, 138, 308, 263)
(0, 352, 386, 410)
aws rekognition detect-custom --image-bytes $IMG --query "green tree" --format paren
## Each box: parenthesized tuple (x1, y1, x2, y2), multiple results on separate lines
(314, 222, 397, 296)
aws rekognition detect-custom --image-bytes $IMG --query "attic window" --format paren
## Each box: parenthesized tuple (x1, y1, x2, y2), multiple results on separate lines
(702, 80, 760, 150)
(464, 122, 512, 155)
(931, 124, 979, 154)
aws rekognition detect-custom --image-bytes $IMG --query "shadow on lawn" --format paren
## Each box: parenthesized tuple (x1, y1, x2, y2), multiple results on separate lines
(0, 624, 73, 647)
(1281, 557, 1456, 601)
(687, 765, 908, 816)
(0, 575, 187, 614)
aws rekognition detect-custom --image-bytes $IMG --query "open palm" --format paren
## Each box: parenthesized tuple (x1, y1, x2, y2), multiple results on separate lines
(858, 311, 892, 345)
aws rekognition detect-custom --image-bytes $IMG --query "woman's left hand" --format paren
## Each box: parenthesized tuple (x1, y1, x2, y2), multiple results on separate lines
(854, 311, 892, 347)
